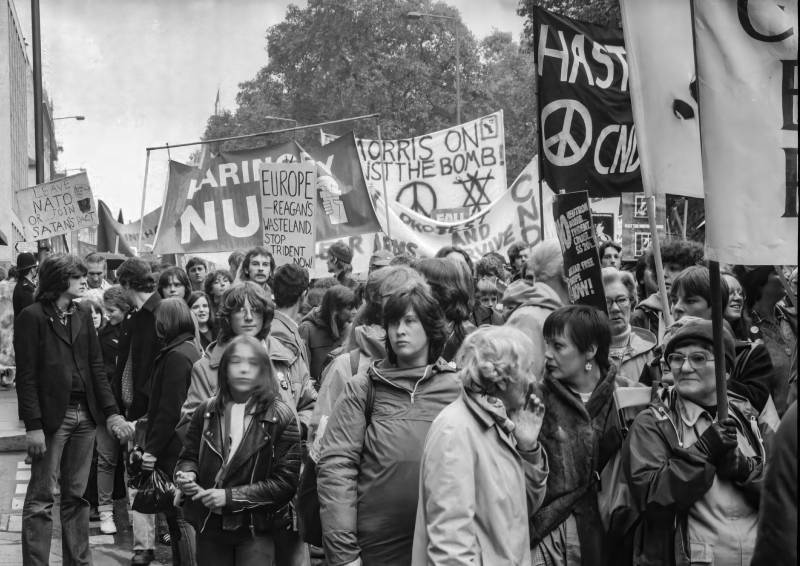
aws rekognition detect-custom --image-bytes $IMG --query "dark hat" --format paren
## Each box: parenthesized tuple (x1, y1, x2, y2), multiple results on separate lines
(328, 241, 353, 265)
(273, 263, 309, 290)
(664, 317, 736, 370)
(16, 253, 38, 272)
(369, 249, 394, 268)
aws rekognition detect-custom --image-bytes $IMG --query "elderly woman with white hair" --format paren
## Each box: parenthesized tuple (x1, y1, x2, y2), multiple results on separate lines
(411, 326, 549, 566)
(602, 267, 657, 385)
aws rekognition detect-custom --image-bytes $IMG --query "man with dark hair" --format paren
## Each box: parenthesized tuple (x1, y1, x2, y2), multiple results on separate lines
(598, 241, 622, 269)
(631, 238, 705, 338)
(507, 242, 529, 281)
(84, 252, 111, 302)
(227, 250, 244, 278)
(115, 257, 160, 565)
(240, 246, 275, 295)
(12, 252, 38, 318)
(14, 254, 130, 566)
(326, 241, 357, 289)
(185, 256, 207, 291)
(271, 263, 311, 370)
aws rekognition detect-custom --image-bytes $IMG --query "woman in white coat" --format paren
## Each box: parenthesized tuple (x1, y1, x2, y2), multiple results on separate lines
(412, 326, 549, 565)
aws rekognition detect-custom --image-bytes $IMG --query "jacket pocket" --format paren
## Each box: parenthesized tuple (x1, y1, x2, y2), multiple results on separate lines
(689, 541, 713, 564)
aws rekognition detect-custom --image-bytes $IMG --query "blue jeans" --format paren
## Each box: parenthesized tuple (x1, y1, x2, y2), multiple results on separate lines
(22, 403, 96, 566)
(94, 419, 119, 511)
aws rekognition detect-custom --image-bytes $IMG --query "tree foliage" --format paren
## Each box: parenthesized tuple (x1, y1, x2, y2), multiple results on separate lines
(202, 0, 538, 180)
(518, 0, 622, 47)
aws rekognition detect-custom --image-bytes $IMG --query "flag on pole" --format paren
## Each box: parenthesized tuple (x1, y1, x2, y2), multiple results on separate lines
(619, 0, 704, 198)
(692, 0, 798, 264)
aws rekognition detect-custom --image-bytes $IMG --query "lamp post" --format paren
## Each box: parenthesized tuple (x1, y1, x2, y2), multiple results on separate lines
(407, 11, 461, 125)
(53, 115, 86, 121)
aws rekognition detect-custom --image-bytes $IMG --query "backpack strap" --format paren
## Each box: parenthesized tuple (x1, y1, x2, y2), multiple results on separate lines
(364, 373, 375, 426)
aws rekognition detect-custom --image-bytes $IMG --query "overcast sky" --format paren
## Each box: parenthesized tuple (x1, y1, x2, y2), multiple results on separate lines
(15, 0, 524, 220)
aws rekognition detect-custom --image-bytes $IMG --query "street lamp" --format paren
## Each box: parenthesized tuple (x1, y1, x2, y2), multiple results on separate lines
(407, 11, 461, 125)
(53, 115, 85, 121)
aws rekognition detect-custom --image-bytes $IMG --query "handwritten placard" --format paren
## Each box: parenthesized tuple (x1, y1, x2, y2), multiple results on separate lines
(17, 172, 96, 241)
(260, 163, 317, 269)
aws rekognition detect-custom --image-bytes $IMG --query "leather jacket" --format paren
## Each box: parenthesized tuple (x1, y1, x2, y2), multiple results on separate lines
(176, 396, 301, 535)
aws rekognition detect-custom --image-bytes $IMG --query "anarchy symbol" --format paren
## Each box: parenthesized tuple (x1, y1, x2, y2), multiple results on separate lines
(396, 181, 437, 217)
(541, 99, 593, 167)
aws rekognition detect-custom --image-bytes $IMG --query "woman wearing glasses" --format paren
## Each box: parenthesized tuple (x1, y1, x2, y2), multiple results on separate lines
(623, 318, 769, 566)
(602, 268, 656, 385)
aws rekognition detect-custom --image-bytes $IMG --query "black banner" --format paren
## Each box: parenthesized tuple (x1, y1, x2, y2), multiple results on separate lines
(533, 7, 642, 197)
(553, 191, 607, 312)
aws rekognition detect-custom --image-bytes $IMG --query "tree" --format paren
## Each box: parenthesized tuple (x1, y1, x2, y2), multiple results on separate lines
(202, 0, 538, 180)
(518, 0, 622, 48)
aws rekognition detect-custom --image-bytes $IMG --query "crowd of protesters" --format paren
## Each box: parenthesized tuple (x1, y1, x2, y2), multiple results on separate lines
(4, 235, 796, 566)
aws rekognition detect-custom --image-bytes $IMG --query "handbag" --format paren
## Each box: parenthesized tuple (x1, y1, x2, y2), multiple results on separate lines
(130, 467, 177, 514)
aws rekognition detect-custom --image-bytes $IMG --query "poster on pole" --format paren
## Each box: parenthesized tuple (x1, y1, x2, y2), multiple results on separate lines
(17, 172, 96, 241)
(619, 192, 667, 261)
(356, 112, 507, 217)
(553, 190, 607, 311)
(260, 163, 317, 270)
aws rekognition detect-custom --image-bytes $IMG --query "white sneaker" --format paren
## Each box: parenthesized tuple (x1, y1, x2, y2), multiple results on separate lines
(99, 511, 117, 535)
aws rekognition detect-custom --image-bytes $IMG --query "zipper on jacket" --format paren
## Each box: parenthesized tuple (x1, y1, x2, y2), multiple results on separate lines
(409, 365, 431, 404)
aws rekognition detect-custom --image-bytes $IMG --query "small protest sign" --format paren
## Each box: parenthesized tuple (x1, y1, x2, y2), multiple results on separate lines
(260, 162, 317, 269)
(553, 191, 607, 311)
(17, 172, 96, 241)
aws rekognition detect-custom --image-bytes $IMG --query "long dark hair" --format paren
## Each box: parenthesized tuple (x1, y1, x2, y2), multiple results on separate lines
(319, 285, 359, 339)
(35, 254, 87, 303)
(414, 257, 473, 346)
(216, 335, 279, 409)
(158, 267, 192, 301)
(383, 284, 449, 366)
(543, 305, 612, 376)
(188, 290, 216, 334)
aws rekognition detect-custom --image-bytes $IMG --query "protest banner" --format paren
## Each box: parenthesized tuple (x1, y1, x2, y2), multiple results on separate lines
(153, 141, 301, 254)
(553, 190, 607, 311)
(533, 8, 642, 197)
(356, 112, 507, 217)
(96, 200, 161, 256)
(620, 192, 666, 261)
(619, 0, 704, 199)
(17, 172, 96, 241)
(260, 162, 317, 269)
(307, 156, 554, 279)
(692, 0, 798, 264)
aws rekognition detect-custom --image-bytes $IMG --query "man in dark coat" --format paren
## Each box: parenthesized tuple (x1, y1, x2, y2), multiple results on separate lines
(12, 252, 38, 319)
(14, 254, 130, 566)
(114, 257, 161, 566)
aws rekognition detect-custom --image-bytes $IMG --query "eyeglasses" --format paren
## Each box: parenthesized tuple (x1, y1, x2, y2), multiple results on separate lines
(605, 296, 631, 309)
(666, 352, 715, 369)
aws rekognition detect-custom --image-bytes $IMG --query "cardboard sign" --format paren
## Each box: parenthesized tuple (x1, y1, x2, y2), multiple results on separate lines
(620, 192, 666, 260)
(17, 172, 96, 241)
(260, 163, 317, 270)
(356, 112, 507, 217)
(553, 191, 607, 311)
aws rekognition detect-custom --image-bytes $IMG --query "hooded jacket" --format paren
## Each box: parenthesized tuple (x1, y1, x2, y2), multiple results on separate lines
(317, 359, 462, 566)
(503, 282, 564, 379)
(309, 324, 386, 456)
(271, 309, 310, 371)
(299, 308, 347, 382)
(623, 387, 768, 566)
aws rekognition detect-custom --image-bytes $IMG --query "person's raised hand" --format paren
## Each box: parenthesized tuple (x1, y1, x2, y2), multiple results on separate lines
(511, 393, 545, 452)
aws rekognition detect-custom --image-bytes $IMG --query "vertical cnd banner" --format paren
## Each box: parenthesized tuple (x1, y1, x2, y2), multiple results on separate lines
(553, 190, 608, 312)
(533, 7, 642, 197)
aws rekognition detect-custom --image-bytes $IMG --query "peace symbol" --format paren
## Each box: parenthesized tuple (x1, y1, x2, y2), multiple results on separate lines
(541, 99, 593, 167)
(396, 181, 437, 217)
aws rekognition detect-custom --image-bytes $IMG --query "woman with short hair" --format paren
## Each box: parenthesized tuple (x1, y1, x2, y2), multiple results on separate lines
(623, 318, 768, 566)
(531, 305, 622, 566)
(317, 283, 462, 566)
(602, 267, 656, 385)
(412, 326, 548, 565)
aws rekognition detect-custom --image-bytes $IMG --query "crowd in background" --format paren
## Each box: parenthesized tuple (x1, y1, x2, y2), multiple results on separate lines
(3, 236, 797, 566)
